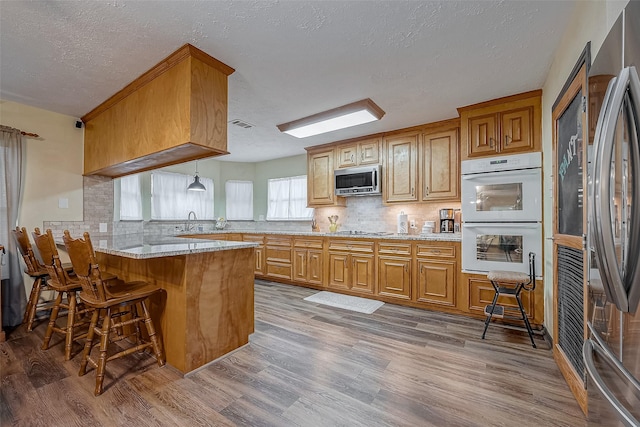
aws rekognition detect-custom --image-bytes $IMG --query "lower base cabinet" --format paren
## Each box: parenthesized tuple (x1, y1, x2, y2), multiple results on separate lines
(327, 252, 375, 294)
(378, 256, 411, 300)
(416, 259, 456, 307)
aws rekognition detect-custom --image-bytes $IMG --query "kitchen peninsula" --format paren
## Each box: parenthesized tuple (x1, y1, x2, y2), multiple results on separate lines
(87, 234, 257, 374)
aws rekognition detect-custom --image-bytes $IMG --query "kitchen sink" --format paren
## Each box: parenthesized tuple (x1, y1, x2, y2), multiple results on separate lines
(334, 230, 393, 236)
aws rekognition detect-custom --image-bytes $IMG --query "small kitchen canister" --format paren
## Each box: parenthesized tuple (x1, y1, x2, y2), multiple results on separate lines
(397, 211, 408, 234)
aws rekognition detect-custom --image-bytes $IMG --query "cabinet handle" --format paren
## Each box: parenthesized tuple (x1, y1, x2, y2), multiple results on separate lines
(505, 135, 512, 145)
(411, 187, 415, 196)
(489, 137, 495, 148)
(420, 265, 424, 274)
(361, 152, 365, 161)
(405, 264, 409, 273)
(353, 258, 356, 266)
(351, 154, 355, 162)
(344, 258, 347, 267)
(425, 186, 429, 196)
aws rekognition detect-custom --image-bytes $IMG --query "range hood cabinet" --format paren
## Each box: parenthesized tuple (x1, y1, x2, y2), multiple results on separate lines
(81, 44, 234, 178)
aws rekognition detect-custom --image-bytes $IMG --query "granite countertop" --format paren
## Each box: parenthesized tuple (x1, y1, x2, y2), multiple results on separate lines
(177, 229, 462, 242)
(73, 234, 258, 260)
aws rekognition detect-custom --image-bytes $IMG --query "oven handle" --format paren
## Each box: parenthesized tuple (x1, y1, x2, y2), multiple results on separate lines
(461, 168, 539, 180)
(462, 223, 540, 229)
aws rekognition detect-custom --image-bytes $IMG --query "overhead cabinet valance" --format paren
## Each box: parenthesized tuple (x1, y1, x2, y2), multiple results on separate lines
(82, 44, 234, 178)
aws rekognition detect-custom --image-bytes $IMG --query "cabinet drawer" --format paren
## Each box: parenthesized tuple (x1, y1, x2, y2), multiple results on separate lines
(293, 238, 324, 249)
(377, 242, 412, 256)
(266, 246, 292, 263)
(265, 236, 292, 247)
(468, 276, 534, 319)
(415, 244, 456, 258)
(266, 262, 292, 280)
(243, 234, 265, 244)
(328, 240, 374, 253)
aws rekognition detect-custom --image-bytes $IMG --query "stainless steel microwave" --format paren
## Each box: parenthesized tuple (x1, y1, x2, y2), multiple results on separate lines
(334, 164, 382, 196)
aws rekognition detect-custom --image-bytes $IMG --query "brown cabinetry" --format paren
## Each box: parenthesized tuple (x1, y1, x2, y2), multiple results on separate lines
(414, 243, 457, 307)
(307, 149, 346, 207)
(327, 240, 375, 294)
(336, 136, 381, 168)
(420, 126, 459, 201)
(293, 238, 324, 286)
(384, 131, 418, 202)
(377, 242, 412, 300)
(265, 236, 292, 280)
(243, 234, 265, 276)
(459, 91, 541, 160)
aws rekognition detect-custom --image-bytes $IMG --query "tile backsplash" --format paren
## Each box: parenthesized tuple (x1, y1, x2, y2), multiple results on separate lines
(44, 179, 459, 237)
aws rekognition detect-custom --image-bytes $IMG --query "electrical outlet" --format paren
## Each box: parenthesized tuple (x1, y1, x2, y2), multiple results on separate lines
(410, 219, 416, 229)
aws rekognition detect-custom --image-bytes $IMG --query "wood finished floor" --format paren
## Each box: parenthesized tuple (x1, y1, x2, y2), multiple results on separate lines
(1, 280, 596, 426)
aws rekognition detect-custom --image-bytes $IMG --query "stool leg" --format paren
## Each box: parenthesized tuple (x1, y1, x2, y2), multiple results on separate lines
(140, 300, 165, 367)
(94, 308, 112, 396)
(482, 290, 500, 340)
(63, 291, 77, 361)
(41, 291, 63, 350)
(79, 309, 100, 376)
(25, 277, 44, 332)
(515, 292, 536, 348)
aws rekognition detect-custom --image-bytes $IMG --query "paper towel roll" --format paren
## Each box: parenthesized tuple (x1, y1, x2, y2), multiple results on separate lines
(397, 211, 408, 234)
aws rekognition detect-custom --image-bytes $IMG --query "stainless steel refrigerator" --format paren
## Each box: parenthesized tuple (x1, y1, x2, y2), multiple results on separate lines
(584, 1, 640, 425)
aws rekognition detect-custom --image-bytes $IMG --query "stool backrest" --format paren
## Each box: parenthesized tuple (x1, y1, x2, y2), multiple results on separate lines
(32, 228, 74, 289)
(526, 252, 536, 291)
(62, 230, 108, 302)
(11, 226, 42, 275)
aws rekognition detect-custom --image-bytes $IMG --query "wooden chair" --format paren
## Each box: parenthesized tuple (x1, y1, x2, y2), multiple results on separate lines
(482, 252, 537, 348)
(12, 226, 55, 331)
(62, 230, 165, 396)
(32, 228, 92, 360)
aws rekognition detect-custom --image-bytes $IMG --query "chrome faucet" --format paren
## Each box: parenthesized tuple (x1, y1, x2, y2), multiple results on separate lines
(186, 211, 197, 231)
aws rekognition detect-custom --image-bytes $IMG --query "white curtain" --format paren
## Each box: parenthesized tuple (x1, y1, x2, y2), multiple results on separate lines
(0, 125, 26, 327)
(119, 174, 142, 220)
(151, 171, 214, 220)
(225, 180, 253, 220)
(267, 175, 314, 220)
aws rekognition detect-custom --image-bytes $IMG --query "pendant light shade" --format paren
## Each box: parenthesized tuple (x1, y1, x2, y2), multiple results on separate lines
(187, 161, 206, 192)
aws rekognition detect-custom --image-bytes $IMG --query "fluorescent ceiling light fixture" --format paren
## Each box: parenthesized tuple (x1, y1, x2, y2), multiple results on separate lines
(277, 98, 385, 138)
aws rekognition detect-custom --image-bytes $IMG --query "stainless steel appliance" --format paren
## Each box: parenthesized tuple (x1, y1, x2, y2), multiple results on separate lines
(439, 208, 455, 233)
(461, 152, 543, 275)
(334, 164, 381, 196)
(583, 2, 640, 425)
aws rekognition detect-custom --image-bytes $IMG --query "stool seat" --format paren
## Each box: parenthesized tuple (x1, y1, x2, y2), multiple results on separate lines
(487, 270, 530, 283)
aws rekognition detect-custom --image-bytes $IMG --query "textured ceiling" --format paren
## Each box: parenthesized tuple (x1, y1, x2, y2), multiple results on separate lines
(0, 0, 575, 162)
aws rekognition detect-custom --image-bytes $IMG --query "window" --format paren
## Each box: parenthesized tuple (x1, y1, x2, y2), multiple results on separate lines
(118, 174, 143, 220)
(151, 171, 214, 220)
(267, 175, 314, 220)
(225, 181, 253, 220)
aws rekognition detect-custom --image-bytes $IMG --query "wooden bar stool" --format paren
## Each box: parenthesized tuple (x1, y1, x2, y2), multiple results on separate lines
(12, 227, 54, 331)
(62, 230, 165, 396)
(32, 228, 93, 360)
(482, 252, 537, 348)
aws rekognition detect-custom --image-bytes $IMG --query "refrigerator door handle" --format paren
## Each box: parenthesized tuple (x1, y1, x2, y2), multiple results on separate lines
(584, 322, 640, 427)
(592, 67, 640, 312)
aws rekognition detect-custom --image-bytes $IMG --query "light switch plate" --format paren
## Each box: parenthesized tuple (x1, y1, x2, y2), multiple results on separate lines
(58, 198, 69, 209)
(99, 223, 108, 233)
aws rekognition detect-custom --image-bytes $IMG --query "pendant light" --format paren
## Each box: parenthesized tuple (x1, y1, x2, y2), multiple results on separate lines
(187, 160, 206, 192)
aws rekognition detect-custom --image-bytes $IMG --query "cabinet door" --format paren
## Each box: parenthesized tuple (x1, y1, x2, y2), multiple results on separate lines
(421, 128, 459, 201)
(416, 259, 456, 307)
(337, 145, 358, 168)
(254, 247, 265, 276)
(500, 107, 533, 154)
(385, 133, 418, 202)
(358, 138, 381, 165)
(377, 256, 411, 300)
(293, 249, 308, 283)
(328, 252, 350, 291)
(467, 275, 535, 321)
(308, 150, 341, 206)
(350, 255, 375, 295)
(307, 250, 324, 286)
(467, 114, 498, 157)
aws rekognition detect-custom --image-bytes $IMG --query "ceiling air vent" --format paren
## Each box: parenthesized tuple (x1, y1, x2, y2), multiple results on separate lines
(229, 119, 254, 129)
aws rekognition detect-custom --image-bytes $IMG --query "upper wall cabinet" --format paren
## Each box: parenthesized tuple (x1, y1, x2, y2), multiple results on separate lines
(336, 136, 382, 169)
(306, 148, 346, 207)
(458, 90, 541, 160)
(82, 44, 234, 178)
(420, 125, 459, 201)
(384, 131, 419, 203)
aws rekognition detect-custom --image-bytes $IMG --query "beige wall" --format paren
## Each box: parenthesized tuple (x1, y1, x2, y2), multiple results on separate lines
(540, 0, 628, 337)
(0, 99, 84, 233)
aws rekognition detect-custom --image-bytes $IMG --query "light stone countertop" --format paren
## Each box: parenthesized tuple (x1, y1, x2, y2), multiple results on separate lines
(177, 229, 462, 242)
(66, 234, 258, 260)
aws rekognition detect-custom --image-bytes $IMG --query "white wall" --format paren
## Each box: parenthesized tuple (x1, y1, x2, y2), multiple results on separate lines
(540, 0, 628, 337)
